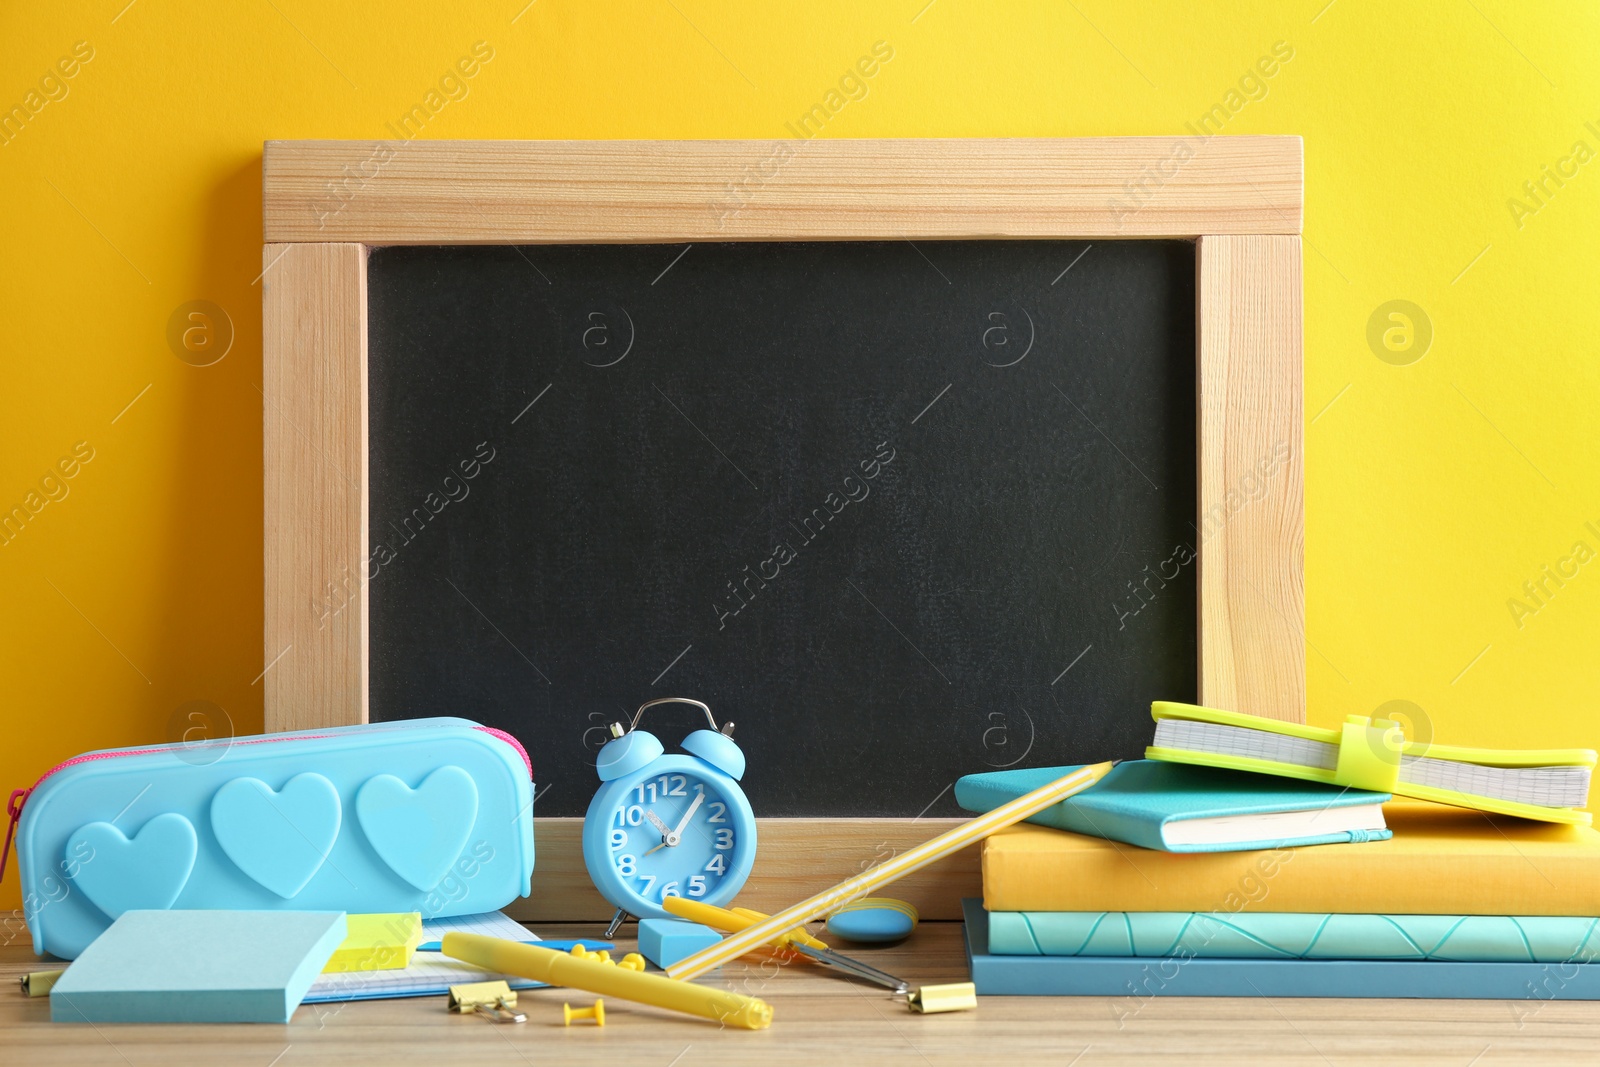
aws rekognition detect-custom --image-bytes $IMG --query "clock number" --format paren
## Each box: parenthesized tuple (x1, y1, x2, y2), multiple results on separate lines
(660, 881, 680, 899)
(707, 802, 727, 824)
(637, 874, 656, 897)
(687, 875, 707, 897)
(624, 805, 644, 826)
(714, 828, 733, 851)
(704, 854, 726, 875)
(643, 774, 688, 798)
(616, 854, 637, 877)
(609, 829, 627, 850)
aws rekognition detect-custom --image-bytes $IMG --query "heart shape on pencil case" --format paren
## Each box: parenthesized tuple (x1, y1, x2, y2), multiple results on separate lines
(67, 813, 198, 919)
(210, 773, 343, 899)
(356, 766, 479, 891)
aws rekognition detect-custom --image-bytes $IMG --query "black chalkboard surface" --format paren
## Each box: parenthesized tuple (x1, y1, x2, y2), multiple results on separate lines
(366, 240, 1196, 817)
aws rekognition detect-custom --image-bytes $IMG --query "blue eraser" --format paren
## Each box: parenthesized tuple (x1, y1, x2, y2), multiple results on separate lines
(637, 918, 723, 969)
(825, 898, 919, 944)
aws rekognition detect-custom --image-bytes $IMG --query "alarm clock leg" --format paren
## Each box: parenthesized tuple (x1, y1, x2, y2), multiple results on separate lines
(604, 908, 631, 939)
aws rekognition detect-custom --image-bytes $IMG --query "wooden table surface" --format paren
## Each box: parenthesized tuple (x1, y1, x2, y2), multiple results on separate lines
(6, 922, 1599, 1066)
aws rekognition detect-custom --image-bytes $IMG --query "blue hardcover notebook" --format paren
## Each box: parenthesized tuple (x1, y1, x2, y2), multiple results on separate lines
(955, 760, 1392, 852)
(962, 899, 1600, 999)
(51, 910, 347, 1023)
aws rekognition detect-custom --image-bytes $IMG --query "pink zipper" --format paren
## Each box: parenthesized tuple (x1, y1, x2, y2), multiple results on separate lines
(1, 723, 533, 884)
(474, 726, 532, 776)
(0, 789, 27, 884)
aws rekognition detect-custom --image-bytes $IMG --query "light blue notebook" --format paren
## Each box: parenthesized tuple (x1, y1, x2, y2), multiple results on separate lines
(955, 760, 1391, 852)
(51, 910, 347, 1023)
(988, 909, 1600, 961)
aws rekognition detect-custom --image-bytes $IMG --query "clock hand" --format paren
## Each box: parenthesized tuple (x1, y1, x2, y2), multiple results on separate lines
(641, 810, 672, 856)
(667, 792, 705, 847)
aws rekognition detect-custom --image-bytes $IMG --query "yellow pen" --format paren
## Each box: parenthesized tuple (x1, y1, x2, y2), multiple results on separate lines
(441, 933, 772, 1030)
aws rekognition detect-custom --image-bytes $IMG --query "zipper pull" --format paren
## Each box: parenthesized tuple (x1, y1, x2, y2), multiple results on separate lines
(1, 788, 29, 885)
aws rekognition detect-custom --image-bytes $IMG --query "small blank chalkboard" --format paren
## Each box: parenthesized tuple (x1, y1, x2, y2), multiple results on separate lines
(365, 239, 1197, 817)
(261, 137, 1304, 918)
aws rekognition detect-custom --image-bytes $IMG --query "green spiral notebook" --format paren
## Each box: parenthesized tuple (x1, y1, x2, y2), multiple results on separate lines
(1148, 701, 1595, 825)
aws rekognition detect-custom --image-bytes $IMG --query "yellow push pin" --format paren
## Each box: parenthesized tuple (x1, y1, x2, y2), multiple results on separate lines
(568, 944, 594, 960)
(617, 953, 646, 972)
(562, 999, 606, 1027)
(592, 949, 612, 964)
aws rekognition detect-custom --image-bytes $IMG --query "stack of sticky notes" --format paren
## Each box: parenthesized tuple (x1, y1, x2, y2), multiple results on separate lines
(50, 911, 347, 1023)
(958, 741, 1600, 999)
(323, 913, 423, 973)
(47, 910, 568, 1022)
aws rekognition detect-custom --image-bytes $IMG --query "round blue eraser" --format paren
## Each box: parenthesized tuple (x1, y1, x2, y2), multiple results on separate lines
(825, 898, 919, 944)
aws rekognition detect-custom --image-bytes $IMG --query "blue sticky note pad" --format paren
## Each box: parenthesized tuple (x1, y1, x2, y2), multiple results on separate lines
(51, 910, 347, 1023)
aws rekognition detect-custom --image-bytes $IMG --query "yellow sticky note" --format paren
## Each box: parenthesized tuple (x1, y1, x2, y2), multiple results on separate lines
(323, 913, 423, 973)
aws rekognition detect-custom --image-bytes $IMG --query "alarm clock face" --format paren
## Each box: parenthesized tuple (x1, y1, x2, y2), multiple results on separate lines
(585, 756, 756, 918)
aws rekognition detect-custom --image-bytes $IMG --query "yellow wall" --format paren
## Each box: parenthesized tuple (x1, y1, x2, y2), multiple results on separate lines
(3, 1, 1598, 913)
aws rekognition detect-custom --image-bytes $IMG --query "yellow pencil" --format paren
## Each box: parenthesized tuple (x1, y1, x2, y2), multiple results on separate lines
(441, 933, 773, 1030)
(666, 761, 1114, 981)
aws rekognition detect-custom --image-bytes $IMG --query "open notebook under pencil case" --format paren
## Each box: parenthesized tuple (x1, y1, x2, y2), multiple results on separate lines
(5, 718, 535, 960)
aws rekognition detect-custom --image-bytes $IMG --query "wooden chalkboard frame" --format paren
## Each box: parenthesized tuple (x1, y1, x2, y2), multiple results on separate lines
(260, 138, 1304, 920)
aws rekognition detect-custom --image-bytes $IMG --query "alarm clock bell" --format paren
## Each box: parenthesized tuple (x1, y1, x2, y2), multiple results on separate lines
(596, 701, 745, 782)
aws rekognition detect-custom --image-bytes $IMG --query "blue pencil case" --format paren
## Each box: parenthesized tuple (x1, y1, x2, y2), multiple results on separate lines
(5, 718, 535, 960)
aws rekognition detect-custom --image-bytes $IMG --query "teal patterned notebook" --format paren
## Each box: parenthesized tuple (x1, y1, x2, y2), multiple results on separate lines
(987, 909, 1600, 962)
(964, 900, 1600, 999)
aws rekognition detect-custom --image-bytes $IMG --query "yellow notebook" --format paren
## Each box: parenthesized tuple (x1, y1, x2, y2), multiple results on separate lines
(981, 800, 1600, 915)
(1147, 702, 1596, 825)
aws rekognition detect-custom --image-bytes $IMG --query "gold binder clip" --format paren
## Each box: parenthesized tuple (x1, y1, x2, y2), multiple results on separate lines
(448, 980, 526, 1023)
(21, 970, 65, 997)
(906, 982, 977, 1014)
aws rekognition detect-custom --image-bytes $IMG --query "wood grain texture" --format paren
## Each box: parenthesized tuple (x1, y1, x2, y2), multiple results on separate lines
(505, 818, 978, 923)
(1196, 235, 1305, 721)
(263, 137, 1303, 244)
(5, 923, 1595, 1065)
(262, 243, 369, 733)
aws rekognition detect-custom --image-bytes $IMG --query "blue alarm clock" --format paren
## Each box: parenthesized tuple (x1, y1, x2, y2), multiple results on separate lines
(583, 698, 757, 923)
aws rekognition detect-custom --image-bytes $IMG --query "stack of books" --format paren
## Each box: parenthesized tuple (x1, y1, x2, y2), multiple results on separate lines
(957, 703, 1600, 999)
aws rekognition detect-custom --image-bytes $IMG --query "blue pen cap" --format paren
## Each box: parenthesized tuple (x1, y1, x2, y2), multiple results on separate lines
(597, 729, 665, 782)
(682, 729, 745, 780)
